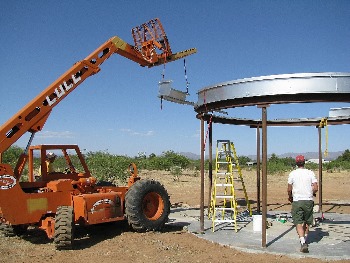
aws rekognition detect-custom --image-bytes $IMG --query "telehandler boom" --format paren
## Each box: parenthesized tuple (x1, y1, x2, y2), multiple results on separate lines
(0, 18, 196, 249)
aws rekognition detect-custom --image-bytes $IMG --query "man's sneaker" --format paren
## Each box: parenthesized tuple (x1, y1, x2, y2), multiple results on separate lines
(300, 243, 309, 253)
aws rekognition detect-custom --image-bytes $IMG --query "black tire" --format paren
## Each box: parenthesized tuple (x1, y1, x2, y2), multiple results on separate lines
(54, 206, 75, 250)
(125, 180, 170, 232)
(0, 223, 27, 237)
(0, 223, 16, 237)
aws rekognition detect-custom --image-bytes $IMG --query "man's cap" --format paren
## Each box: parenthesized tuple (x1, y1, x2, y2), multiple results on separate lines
(46, 152, 56, 159)
(295, 155, 305, 163)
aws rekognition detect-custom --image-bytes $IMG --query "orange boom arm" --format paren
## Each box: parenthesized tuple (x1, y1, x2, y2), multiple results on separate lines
(0, 18, 196, 155)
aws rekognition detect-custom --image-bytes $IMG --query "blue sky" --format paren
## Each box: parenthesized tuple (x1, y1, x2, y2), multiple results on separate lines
(1, 0, 349, 157)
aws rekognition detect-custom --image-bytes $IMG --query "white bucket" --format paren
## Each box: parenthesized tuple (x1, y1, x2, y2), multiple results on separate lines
(253, 215, 262, 232)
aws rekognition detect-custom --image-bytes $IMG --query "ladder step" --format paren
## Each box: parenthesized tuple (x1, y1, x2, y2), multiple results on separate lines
(216, 195, 234, 199)
(216, 172, 232, 175)
(214, 207, 235, 211)
(218, 150, 231, 153)
(214, 219, 235, 223)
(215, 183, 233, 187)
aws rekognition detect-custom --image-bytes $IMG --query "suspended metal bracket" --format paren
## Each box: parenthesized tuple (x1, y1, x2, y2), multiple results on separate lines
(158, 80, 194, 105)
(329, 107, 350, 117)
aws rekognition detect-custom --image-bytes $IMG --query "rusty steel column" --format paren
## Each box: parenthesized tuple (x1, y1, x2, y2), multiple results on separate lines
(208, 122, 213, 208)
(318, 126, 323, 213)
(256, 126, 261, 214)
(200, 117, 205, 232)
(261, 106, 268, 248)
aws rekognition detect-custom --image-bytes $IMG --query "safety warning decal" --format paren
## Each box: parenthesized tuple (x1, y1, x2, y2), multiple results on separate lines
(0, 175, 17, 190)
(91, 199, 115, 213)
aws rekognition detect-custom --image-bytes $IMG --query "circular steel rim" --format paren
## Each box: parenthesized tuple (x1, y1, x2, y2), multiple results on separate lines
(195, 72, 350, 114)
(142, 192, 164, 220)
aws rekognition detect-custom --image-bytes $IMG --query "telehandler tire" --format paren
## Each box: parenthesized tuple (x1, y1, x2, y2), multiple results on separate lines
(125, 179, 170, 232)
(54, 206, 75, 250)
(0, 223, 16, 237)
(0, 223, 27, 237)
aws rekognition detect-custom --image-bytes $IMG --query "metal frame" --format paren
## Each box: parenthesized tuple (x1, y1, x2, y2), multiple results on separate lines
(195, 72, 350, 248)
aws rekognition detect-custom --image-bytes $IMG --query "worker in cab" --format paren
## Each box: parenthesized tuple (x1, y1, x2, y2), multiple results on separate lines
(38, 152, 57, 176)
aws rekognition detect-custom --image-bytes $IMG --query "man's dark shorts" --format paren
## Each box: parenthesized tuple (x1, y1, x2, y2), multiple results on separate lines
(291, 200, 314, 225)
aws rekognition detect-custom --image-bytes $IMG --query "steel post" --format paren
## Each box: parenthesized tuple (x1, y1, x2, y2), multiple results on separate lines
(318, 126, 323, 213)
(208, 122, 213, 208)
(200, 117, 205, 232)
(256, 126, 261, 214)
(261, 106, 268, 248)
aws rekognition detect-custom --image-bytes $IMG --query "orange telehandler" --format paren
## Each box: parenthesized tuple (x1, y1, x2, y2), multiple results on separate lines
(0, 18, 196, 249)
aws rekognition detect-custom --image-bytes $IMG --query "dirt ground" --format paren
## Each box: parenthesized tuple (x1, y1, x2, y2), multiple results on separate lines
(0, 169, 349, 263)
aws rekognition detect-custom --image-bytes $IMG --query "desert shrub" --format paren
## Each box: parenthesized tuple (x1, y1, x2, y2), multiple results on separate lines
(188, 159, 210, 171)
(4, 146, 350, 182)
(2, 145, 29, 181)
(305, 162, 318, 170)
(325, 160, 350, 170)
(267, 154, 294, 174)
(327, 149, 350, 170)
(2, 145, 23, 166)
(139, 150, 191, 171)
(163, 150, 190, 169)
(336, 149, 350, 161)
(143, 155, 172, 170)
(170, 166, 182, 181)
(85, 151, 131, 183)
(237, 155, 252, 166)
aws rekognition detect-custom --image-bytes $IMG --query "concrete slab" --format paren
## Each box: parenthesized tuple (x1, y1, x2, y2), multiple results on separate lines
(168, 208, 350, 261)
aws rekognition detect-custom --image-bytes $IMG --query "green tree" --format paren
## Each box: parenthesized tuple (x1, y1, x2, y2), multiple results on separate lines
(336, 149, 350, 162)
(238, 155, 252, 166)
(327, 149, 350, 170)
(1, 145, 31, 181)
(148, 153, 157, 159)
(162, 150, 190, 169)
(267, 154, 294, 174)
(85, 151, 131, 183)
(2, 145, 23, 166)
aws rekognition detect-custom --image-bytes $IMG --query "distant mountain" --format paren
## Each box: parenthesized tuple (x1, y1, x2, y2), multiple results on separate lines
(179, 151, 344, 161)
(179, 152, 201, 160)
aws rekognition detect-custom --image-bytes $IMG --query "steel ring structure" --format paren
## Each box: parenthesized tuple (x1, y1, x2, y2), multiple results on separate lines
(194, 72, 350, 247)
(195, 72, 350, 117)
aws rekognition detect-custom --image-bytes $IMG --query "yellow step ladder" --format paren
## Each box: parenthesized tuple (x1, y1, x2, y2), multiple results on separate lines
(208, 140, 252, 232)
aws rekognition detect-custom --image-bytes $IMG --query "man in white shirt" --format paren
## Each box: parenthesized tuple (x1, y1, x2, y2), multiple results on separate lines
(287, 155, 318, 253)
